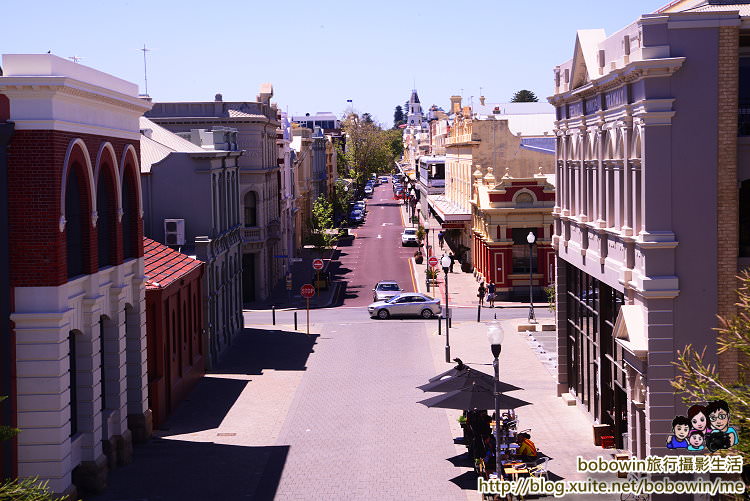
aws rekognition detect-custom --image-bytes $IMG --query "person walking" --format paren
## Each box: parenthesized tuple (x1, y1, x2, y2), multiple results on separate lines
(438, 230, 445, 249)
(478, 282, 486, 307)
(448, 252, 455, 273)
(487, 281, 497, 308)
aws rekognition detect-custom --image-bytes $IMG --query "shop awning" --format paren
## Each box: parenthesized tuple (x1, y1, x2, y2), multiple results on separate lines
(614, 305, 648, 359)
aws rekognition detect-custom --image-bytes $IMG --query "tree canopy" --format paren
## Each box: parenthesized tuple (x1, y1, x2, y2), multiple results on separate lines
(511, 89, 539, 103)
(339, 113, 402, 184)
(393, 105, 405, 129)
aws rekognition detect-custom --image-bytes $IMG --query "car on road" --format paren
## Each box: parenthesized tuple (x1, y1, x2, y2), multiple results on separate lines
(353, 201, 366, 212)
(364, 185, 373, 196)
(379, 176, 389, 183)
(401, 228, 418, 246)
(372, 280, 403, 302)
(368, 293, 441, 319)
(349, 209, 364, 224)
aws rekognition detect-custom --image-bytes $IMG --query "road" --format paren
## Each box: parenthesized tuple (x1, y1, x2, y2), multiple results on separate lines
(89, 181, 536, 501)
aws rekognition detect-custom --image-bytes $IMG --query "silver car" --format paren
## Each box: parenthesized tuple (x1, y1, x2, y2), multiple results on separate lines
(372, 280, 403, 302)
(368, 293, 441, 320)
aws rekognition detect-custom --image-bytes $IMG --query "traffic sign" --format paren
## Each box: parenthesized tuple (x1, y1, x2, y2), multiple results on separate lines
(301, 284, 316, 298)
(428, 256, 439, 267)
(312, 259, 324, 270)
(291, 258, 303, 263)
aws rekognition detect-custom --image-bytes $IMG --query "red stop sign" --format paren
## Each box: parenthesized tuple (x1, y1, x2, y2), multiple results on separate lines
(428, 256, 439, 267)
(301, 284, 316, 298)
(312, 259, 324, 270)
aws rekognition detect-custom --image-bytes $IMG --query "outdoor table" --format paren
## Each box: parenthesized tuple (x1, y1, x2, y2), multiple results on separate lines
(502, 463, 529, 481)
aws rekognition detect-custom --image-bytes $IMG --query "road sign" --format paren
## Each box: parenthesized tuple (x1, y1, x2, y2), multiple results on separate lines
(291, 258, 303, 263)
(428, 256, 439, 267)
(312, 259, 324, 270)
(301, 284, 316, 298)
(273, 254, 289, 258)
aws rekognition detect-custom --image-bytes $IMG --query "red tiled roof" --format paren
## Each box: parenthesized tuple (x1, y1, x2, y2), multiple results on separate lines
(143, 238, 203, 289)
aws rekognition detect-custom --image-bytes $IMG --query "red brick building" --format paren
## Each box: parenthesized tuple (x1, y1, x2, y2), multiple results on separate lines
(143, 238, 205, 428)
(1, 54, 152, 496)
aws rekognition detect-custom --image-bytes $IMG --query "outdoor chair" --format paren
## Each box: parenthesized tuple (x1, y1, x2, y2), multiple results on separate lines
(526, 456, 550, 480)
(620, 472, 649, 501)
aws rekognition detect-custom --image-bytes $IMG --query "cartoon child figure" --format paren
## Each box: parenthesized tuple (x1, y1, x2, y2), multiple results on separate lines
(666, 416, 690, 449)
(706, 399, 739, 447)
(687, 404, 712, 434)
(687, 430, 705, 452)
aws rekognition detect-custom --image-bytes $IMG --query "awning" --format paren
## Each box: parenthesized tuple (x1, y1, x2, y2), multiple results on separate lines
(614, 305, 648, 359)
(427, 195, 471, 223)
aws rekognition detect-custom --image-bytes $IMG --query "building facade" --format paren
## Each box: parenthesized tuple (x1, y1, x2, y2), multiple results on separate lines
(145, 87, 283, 304)
(291, 127, 314, 251)
(143, 238, 205, 429)
(311, 126, 327, 200)
(1, 54, 152, 495)
(550, 2, 747, 457)
(140, 118, 243, 368)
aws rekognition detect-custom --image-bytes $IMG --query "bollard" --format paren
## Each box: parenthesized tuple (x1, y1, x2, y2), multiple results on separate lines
(272, 305, 276, 325)
(438, 315, 442, 336)
(294, 311, 298, 330)
(477, 302, 481, 323)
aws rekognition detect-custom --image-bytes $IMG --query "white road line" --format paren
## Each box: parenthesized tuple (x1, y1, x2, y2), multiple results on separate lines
(377, 235, 382, 239)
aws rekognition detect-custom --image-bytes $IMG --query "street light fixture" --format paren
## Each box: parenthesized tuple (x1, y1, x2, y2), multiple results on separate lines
(441, 253, 452, 362)
(526, 231, 536, 323)
(487, 319, 505, 477)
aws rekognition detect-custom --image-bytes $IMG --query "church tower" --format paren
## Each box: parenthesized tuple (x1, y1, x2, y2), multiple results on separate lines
(407, 89, 423, 126)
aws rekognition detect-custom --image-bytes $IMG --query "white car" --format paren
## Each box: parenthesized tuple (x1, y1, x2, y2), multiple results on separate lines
(368, 293, 441, 319)
(364, 185, 373, 195)
(401, 228, 418, 246)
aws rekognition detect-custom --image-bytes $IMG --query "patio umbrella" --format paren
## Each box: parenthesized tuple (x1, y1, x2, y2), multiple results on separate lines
(417, 382, 531, 411)
(427, 358, 469, 382)
(418, 368, 523, 393)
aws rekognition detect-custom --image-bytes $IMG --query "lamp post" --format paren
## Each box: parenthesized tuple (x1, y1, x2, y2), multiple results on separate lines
(441, 253, 452, 362)
(410, 188, 416, 225)
(424, 221, 431, 292)
(487, 319, 505, 477)
(526, 231, 536, 323)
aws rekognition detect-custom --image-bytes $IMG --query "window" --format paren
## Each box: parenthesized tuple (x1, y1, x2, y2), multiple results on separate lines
(97, 166, 116, 268)
(66, 165, 85, 278)
(511, 228, 537, 274)
(515, 192, 534, 206)
(244, 191, 257, 227)
(122, 167, 138, 259)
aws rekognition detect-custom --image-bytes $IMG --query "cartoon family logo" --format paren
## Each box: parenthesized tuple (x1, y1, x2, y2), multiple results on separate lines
(666, 400, 739, 452)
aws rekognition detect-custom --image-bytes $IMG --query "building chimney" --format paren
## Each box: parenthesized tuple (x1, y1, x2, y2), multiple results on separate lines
(215, 93, 223, 102)
(479, 95, 486, 106)
(450, 95, 462, 114)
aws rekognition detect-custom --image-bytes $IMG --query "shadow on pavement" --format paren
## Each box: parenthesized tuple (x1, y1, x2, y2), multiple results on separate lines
(86, 439, 289, 501)
(219, 327, 319, 375)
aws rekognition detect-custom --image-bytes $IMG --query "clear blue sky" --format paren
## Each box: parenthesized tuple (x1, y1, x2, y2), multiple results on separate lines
(4, 0, 662, 127)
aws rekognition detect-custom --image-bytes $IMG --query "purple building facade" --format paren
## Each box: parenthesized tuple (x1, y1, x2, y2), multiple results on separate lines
(550, 1, 747, 458)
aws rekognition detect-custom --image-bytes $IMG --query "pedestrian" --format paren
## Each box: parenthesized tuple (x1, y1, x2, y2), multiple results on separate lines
(478, 282, 486, 307)
(448, 252, 455, 273)
(438, 230, 445, 249)
(487, 281, 496, 308)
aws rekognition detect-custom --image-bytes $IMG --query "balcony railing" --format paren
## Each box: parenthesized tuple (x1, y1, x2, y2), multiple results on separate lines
(242, 227, 264, 242)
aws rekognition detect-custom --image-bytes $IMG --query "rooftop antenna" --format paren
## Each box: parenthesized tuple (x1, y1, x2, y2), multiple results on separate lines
(140, 44, 151, 96)
(68, 56, 83, 63)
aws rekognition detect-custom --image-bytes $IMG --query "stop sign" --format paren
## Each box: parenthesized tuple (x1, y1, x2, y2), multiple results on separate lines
(301, 284, 316, 298)
(428, 256, 439, 267)
(312, 259, 324, 270)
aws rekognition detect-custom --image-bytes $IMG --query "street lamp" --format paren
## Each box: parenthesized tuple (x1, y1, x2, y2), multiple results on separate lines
(441, 253, 452, 362)
(526, 231, 536, 323)
(487, 319, 505, 477)
(424, 221, 431, 292)
(410, 188, 416, 225)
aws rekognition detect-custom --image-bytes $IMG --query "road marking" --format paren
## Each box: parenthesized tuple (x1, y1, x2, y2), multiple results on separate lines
(377, 234, 382, 239)
(407, 255, 417, 292)
(381, 223, 393, 226)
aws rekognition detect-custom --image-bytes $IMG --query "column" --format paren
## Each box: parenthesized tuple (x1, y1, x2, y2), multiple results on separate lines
(622, 123, 633, 235)
(105, 285, 132, 466)
(597, 128, 607, 227)
(125, 280, 151, 444)
(579, 129, 588, 221)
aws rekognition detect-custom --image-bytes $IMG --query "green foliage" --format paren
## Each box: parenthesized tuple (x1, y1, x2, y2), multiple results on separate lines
(306, 195, 337, 250)
(340, 113, 402, 185)
(0, 477, 67, 501)
(510, 89, 539, 103)
(393, 105, 405, 128)
(415, 225, 425, 244)
(332, 180, 354, 219)
(426, 268, 439, 280)
(544, 284, 556, 313)
(672, 270, 750, 463)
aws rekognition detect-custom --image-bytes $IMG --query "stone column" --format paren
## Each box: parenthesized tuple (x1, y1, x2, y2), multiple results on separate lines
(579, 128, 588, 221)
(125, 280, 151, 444)
(621, 121, 633, 236)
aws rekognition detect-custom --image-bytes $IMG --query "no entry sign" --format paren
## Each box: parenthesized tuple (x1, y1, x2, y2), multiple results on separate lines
(301, 284, 316, 298)
(312, 259, 324, 270)
(428, 256, 439, 267)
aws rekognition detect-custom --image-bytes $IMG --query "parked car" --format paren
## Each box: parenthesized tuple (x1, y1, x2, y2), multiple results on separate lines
(380, 176, 389, 183)
(354, 201, 366, 212)
(364, 185, 373, 196)
(372, 280, 403, 301)
(401, 228, 418, 246)
(368, 293, 441, 319)
(349, 209, 364, 224)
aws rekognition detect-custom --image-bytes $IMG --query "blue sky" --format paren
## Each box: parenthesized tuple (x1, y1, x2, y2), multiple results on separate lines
(4, 0, 661, 127)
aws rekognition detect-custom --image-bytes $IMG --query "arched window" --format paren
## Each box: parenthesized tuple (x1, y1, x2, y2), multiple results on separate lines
(97, 166, 116, 268)
(122, 166, 138, 259)
(66, 165, 85, 278)
(515, 192, 534, 206)
(244, 191, 257, 227)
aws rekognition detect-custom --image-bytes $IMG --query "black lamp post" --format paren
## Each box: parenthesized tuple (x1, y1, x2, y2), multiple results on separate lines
(441, 253, 452, 362)
(527, 231, 536, 323)
(410, 188, 416, 225)
(487, 319, 505, 477)
(424, 221, 431, 292)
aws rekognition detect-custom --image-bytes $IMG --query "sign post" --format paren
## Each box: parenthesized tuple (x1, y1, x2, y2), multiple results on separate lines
(312, 259, 324, 290)
(301, 284, 316, 335)
(427, 256, 438, 293)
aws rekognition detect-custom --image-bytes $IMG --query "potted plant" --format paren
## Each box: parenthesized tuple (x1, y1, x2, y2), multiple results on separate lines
(426, 268, 439, 283)
(414, 249, 424, 264)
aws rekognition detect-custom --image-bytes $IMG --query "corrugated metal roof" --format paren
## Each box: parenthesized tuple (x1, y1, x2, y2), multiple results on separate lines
(520, 137, 556, 155)
(139, 117, 205, 173)
(685, 3, 750, 14)
(140, 135, 173, 173)
(227, 109, 268, 119)
(143, 238, 203, 289)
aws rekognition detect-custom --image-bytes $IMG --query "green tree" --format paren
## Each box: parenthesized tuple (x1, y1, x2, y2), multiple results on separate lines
(510, 89, 539, 103)
(672, 270, 750, 464)
(339, 113, 402, 184)
(332, 179, 354, 221)
(306, 195, 336, 250)
(393, 105, 405, 128)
